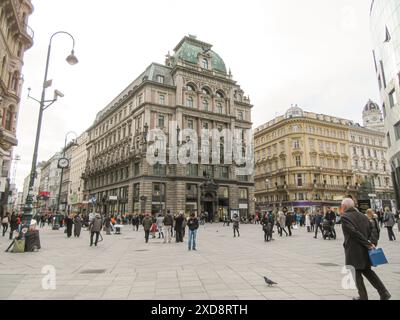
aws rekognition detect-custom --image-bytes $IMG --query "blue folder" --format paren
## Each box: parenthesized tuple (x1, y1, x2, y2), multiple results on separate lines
(369, 248, 388, 267)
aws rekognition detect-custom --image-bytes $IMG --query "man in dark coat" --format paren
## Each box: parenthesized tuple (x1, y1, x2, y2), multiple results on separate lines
(340, 198, 391, 300)
(65, 214, 74, 238)
(142, 213, 152, 243)
(174, 212, 184, 243)
(313, 210, 323, 239)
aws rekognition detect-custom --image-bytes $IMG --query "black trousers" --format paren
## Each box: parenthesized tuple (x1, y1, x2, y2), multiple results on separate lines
(355, 267, 388, 300)
(144, 230, 150, 243)
(90, 232, 100, 246)
(175, 230, 183, 242)
(278, 226, 288, 236)
(233, 226, 240, 237)
(2, 223, 8, 236)
(67, 227, 72, 238)
(287, 225, 292, 236)
(264, 230, 271, 242)
(314, 224, 323, 237)
(387, 227, 396, 241)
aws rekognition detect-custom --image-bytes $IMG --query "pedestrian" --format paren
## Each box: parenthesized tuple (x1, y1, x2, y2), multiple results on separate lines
(285, 209, 292, 236)
(396, 210, 400, 233)
(305, 212, 311, 232)
(2, 213, 9, 237)
(262, 213, 272, 242)
(104, 215, 112, 235)
(232, 213, 240, 237)
(73, 213, 82, 237)
(310, 214, 315, 232)
(150, 215, 157, 239)
(277, 210, 288, 237)
(89, 213, 103, 247)
(182, 214, 187, 239)
(156, 214, 164, 239)
(163, 211, 173, 243)
(65, 214, 74, 238)
(9, 212, 18, 240)
(340, 198, 391, 300)
(383, 207, 396, 241)
(187, 213, 199, 251)
(325, 207, 337, 238)
(366, 209, 380, 246)
(132, 214, 139, 231)
(175, 212, 184, 243)
(313, 210, 324, 239)
(142, 213, 153, 243)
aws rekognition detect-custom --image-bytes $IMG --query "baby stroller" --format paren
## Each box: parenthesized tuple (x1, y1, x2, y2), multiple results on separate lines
(322, 219, 336, 240)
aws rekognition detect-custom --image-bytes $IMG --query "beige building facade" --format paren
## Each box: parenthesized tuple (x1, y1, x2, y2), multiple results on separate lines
(349, 104, 395, 210)
(0, 0, 33, 216)
(254, 106, 358, 213)
(83, 35, 254, 220)
(69, 131, 88, 212)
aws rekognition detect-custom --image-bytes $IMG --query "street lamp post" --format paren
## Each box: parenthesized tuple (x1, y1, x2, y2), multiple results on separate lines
(56, 131, 78, 214)
(23, 31, 78, 229)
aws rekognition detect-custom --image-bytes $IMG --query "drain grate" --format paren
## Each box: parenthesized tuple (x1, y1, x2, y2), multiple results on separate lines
(80, 269, 107, 274)
(317, 263, 340, 267)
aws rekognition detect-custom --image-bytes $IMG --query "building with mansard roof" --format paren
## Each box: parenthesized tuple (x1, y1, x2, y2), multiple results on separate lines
(83, 35, 254, 220)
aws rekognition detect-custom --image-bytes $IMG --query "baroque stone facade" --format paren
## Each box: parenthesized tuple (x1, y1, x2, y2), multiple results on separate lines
(83, 35, 254, 220)
(0, 0, 33, 216)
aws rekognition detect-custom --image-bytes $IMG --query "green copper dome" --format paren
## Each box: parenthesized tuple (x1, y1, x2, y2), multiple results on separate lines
(173, 36, 227, 74)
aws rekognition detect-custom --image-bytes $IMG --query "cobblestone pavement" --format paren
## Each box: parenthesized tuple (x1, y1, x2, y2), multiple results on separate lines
(0, 222, 399, 300)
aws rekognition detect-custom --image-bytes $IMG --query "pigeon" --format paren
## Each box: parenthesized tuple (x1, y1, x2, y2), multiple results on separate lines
(264, 276, 277, 287)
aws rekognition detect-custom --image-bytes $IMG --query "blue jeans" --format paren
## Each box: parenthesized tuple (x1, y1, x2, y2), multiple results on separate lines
(188, 229, 197, 250)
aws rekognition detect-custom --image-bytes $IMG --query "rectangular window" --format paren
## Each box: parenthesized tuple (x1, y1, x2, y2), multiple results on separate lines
(159, 94, 165, 105)
(157, 115, 165, 128)
(295, 156, 301, 167)
(389, 89, 397, 108)
(387, 133, 392, 147)
(293, 140, 300, 149)
(394, 121, 400, 140)
(188, 119, 194, 129)
(296, 174, 303, 187)
(186, 164, 198, 177)
(238, 111, 244, 121)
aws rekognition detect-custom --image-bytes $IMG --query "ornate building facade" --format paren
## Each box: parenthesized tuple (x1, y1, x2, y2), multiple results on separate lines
(370, 0, 400, 210)
(255, 106, 358, 213)
(0, 0, 34, 216)
(69, 131, 88, 213)
(83, 36, 254, 220)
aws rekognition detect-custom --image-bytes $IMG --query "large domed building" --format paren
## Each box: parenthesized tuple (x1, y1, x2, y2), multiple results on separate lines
(362, 99, 384, 132)
(84, 35, 254, 220)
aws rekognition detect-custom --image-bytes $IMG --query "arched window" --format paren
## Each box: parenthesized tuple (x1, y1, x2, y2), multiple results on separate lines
(217, 103, 223, 114)
(202, 58, 208, 69)
(187, 96, 193, 108)
(202, 87, 210, 95)
(186, 83, 196, 91)
(203, 100, 209, 111)
(216, 90, 224, 99)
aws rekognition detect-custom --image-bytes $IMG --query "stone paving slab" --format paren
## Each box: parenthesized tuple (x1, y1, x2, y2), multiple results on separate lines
(0, 223, 399, 300)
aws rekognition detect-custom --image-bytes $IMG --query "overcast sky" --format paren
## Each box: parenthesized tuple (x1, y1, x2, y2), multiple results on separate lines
(13, 0, 379, 190)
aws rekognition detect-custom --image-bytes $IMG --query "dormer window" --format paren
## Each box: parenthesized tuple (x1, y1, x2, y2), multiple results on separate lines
(157, 75, 164, 84)
(202, 58, 209, 69)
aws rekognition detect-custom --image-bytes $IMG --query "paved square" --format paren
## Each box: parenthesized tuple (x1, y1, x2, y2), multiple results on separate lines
(0, 223, 399, 300)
